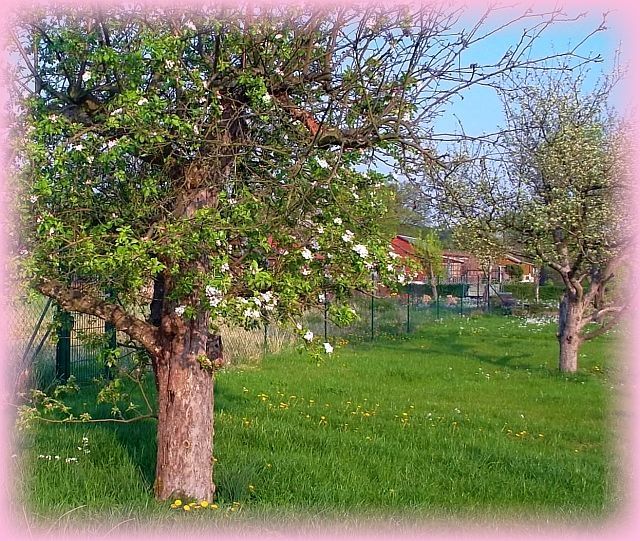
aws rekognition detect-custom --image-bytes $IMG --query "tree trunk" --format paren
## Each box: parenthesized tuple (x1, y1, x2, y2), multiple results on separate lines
(154, 318, 216, 501)
(557, 292, 583, 373)
(429, 267, 438, 301)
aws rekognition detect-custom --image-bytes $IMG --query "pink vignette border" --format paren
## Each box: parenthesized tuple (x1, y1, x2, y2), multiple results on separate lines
(0, 0, 637, 539)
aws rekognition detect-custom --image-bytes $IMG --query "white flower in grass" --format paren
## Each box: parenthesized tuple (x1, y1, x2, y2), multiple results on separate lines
(386, 264, 394, 271)
(317, 225, 324, 234)
(315, 157, 329, 169)
(72, 144, 84, 151)
(82, 71, 91, 82)
(185, 21, 197, 31)
(29, 195, 38, 203)
(310, 239, 320, 250)
(111, 108, 123, 116)
(301, 248, 313, 260)
(165, 60, 176, 69)
(397, 274, 407, 285)
(137, 97, 148, 106)
(220, 262, 230, 273)
(352, 244, 369, 258)
(323, 342, 334, 354)
(318, 293, 326, 303)
(333, 217, 343, 225)
(303, 330, 314, 342)
(107, 140, 117, 149)
(174, 305, 186, 316)
(262, 93, 272, 104)
(342, 230, 355, 243)
(301, 267, 312, 276)
(296, 323, 303, 331)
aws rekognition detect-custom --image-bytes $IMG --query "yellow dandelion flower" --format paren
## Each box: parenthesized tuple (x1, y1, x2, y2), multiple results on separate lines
(211, 503, 219, 509)
(183, 504, 191, 511)
(200, 500, 209, 508)
(173, 499, 183, 506)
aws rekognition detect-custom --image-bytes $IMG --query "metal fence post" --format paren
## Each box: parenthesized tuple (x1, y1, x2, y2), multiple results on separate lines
(406, 290, 410, 333)
(263, 324, 268, 355)
(323, 289, 328, 343)
(460, 281, 464, 317)
(55, 307, 73, 382)
(436, 275, 440, 319)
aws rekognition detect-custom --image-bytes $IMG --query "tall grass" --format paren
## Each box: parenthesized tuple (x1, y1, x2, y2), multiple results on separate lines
(13, 315, 621, 531)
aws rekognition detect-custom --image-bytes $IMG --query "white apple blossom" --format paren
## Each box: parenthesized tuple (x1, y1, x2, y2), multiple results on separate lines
(315, 157, 329, 169)
(333, 217, 342, 225)
(342, 230, 355, 243)
(205, 286, 224, 307)
(243, 308, 261, 320)
(352, 244, 369, 258)
(301, 248, 313, 260)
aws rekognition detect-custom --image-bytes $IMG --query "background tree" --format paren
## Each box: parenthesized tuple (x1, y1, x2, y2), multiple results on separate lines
(413, 230, 444, 300)
(443, 67, 631, 373)
(9, 4, 608, 500)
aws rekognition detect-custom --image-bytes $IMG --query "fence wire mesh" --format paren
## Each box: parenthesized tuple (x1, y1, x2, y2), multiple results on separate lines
(10, 277, 549, 390)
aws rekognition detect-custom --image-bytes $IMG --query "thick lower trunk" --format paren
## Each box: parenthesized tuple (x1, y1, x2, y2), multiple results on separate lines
(557, 293, 583, 373)
(154, 322, 216, 501)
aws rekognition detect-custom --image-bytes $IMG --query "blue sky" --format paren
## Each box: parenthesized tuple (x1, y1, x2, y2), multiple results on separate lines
(431, 6, 627, 139)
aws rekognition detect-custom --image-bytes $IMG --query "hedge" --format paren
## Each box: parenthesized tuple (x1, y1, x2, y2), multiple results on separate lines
(502, 283, 565, 301)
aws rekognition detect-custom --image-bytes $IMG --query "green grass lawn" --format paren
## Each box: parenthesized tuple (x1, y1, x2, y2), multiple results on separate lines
(13, 314, 622, 531)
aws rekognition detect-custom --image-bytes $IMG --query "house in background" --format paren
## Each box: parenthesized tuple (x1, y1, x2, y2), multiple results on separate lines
(391, 235, 537, 284)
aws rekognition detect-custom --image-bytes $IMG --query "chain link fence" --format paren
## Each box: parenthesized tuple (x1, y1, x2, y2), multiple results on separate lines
(10, 277, 555, 391)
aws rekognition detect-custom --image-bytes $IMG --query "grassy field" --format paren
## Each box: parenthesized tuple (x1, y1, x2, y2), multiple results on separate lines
(13, 314, 623, 532)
